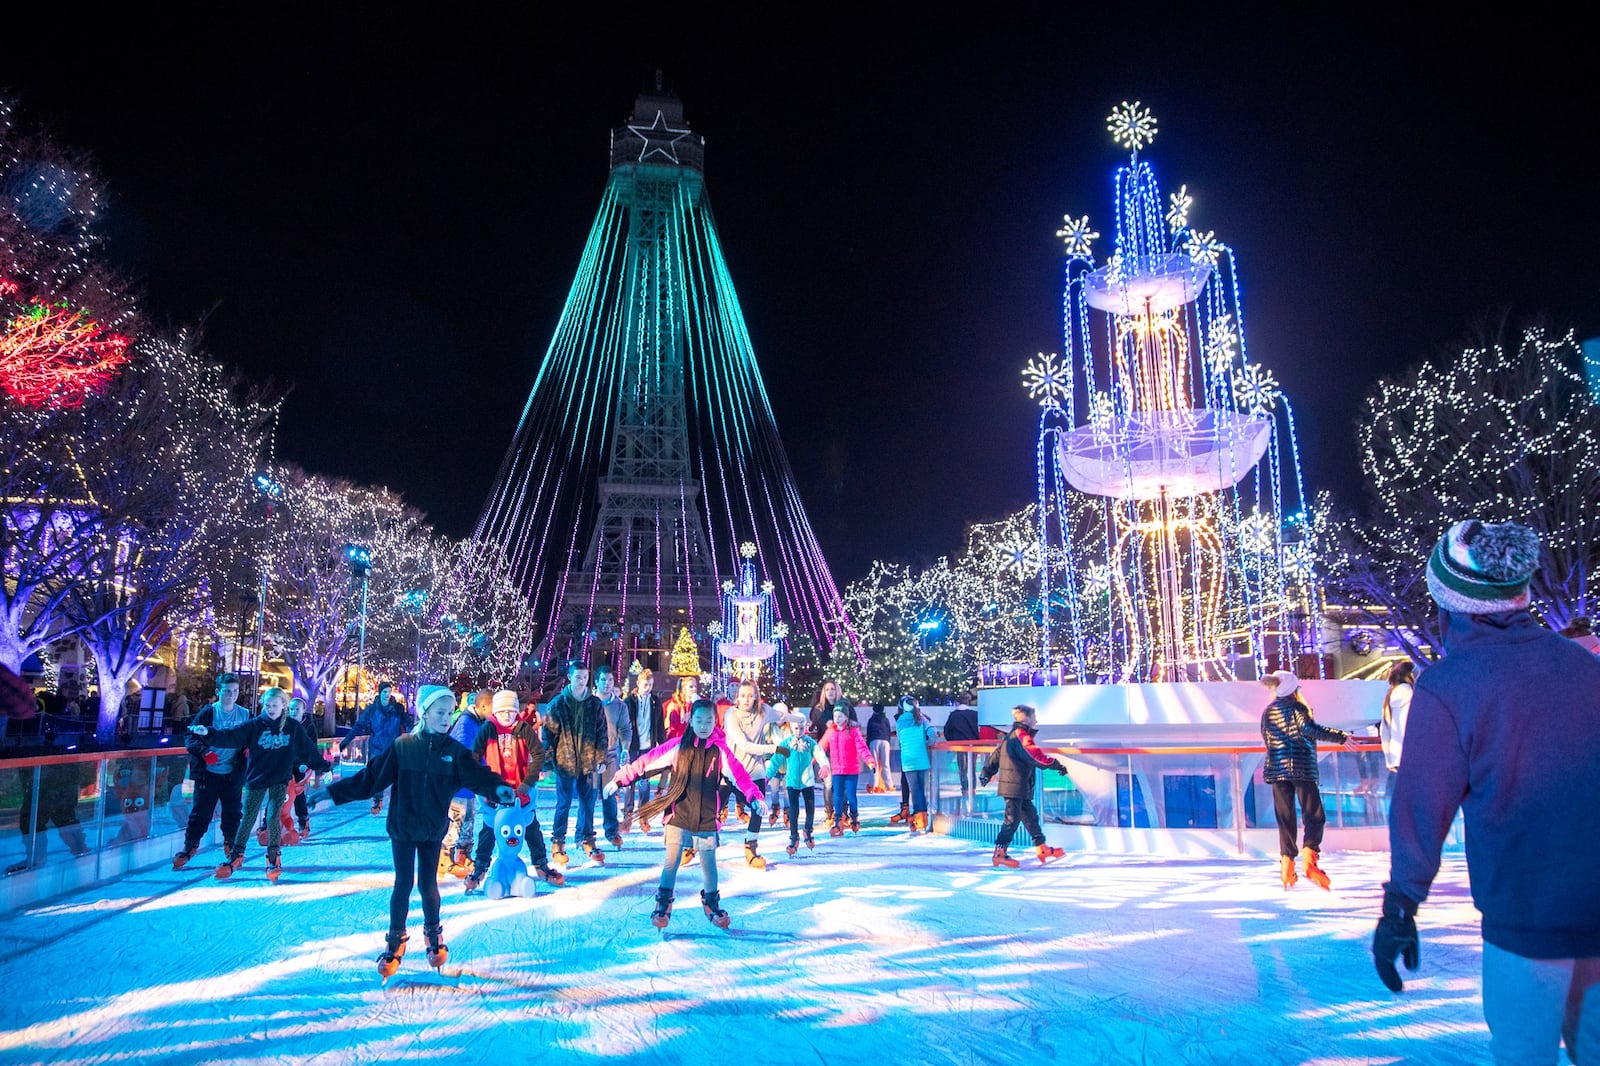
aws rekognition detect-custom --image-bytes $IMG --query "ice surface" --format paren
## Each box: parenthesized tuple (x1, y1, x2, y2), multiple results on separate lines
(0, 792, 1488, 1064)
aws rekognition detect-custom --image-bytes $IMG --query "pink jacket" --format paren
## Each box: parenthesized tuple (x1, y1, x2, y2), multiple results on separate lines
(615, 728, 761, 805)
(820, 723, 874, 775)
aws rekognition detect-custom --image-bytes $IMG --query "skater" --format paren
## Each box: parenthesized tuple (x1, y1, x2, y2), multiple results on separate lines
(723, 679, 781, 869)
(255, 696, 319, 842)
(605, 698, 767, 930)
(1259, 670, 1359, 889)
(7, 760, 92, 872)
(979, 705, 1069, 868)
(623, 667, 666, 832)
(894, 695, 936, 832)
(314, 684, 515, 980)
(173, 673, 251, 870)
(766, 713, 822, 855)
(819, 705, 875, 836)
(866, 704, 893, 793)
(808, 680, 843, 824)
(542, 660, 609, 866)
(595, 663, 632, 850)
(943, 693, 981, 807)
(337, 681, 415, 816)
(441, 690, 493, 877)
(662, 675, 698, 741)
(466, 689, 561, 891)
(1374, 520, 1600, 1063)
(188, 686, 329, 882)
(1379, 661, 1414, 776)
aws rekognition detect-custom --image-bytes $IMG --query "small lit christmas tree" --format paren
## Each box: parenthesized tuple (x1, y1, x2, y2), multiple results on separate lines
(669, 627, 702, 677)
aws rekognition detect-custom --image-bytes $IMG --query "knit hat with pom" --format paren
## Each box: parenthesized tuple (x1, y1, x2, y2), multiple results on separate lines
(1426, 520, 1540, 614)
(1261, 670, 1299, 698)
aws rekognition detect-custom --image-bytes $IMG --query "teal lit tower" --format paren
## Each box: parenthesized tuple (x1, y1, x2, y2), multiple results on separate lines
(475, 82, 859, 682)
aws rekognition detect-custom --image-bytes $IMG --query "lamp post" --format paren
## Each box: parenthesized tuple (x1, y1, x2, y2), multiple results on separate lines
(344, 543, 372, 705)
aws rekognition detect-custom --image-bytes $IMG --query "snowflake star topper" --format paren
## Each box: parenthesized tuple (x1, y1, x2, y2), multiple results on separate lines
(1055, 214, 1099, 257)
(1022, 352, 1071, 408)
(1107, 101, 1157, 152)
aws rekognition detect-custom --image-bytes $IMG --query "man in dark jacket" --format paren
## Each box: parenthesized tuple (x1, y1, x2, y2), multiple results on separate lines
(1374, 520, 1600, 1061)
(979, 705, 1067, 868)
(339, 682, 416, 815)
(173, 673, 251, 870)
(944, 694, 981, 803)
(623, 667, 665, 831)
(542, 660, 608, 865)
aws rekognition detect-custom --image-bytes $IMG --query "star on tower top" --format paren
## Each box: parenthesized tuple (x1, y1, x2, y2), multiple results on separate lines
(627, 110, 692, 164)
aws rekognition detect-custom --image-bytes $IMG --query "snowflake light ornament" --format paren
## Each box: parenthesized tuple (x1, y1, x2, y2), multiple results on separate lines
(706, 621, 724, 637)
(760, 580, 774, 595)
(1205, 314, 1239, 375)
(1022, 352, 1070, 408)
(1166, 184, 1192, 232)
(721, 579, 735, 594)
(1081, 564, 1112, 599)
(1055, 214, 1099, 257)
(1283, 542, 1316, 582)
(1087, 389, 1115, 429)
(997, 538, 1040, 578)
(1239, 512, 1276, 555)
(1106, 101, 1158, 152)
(772, 622, 789, 641)
(1184, 229, 1223, 269)
(739, 541, 757, 559)
(1232, 363, 1280, 415)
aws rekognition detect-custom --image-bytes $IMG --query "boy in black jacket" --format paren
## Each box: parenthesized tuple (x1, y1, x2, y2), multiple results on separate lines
(188, 686, 327, 882)
(979, 705, 1068, 868)
(313, 685, 514, 980)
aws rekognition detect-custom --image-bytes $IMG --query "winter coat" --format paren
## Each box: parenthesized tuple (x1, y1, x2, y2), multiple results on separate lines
(980, 725, 1059, 799)
(819, 722, 874, 775)
(541, 688, 608, 778)
(1379, 682, 1412, 772)
(1260, 695, 1348, 784)
(449, 710, 489, 799)
(328, 730, 506, 843)
(894, 711, 935, 772)
(866, 710, 893, 744)
(807, 702, 833, 740)
(473, 712, 544, 792)
(615, 728, 760, 834)
(663, 695, 692, 740)
(1388, 609, 1600, 958)
(599, 694, 633, 772)
(343, 698, 416, 761)
(724, 703, 780, 780)
(943, 705, 980, 743)
(625, 691, 665, 757)
(765, 733, 820, 789)
(185, 701, 253, 780)
(200, 714, 329, 789)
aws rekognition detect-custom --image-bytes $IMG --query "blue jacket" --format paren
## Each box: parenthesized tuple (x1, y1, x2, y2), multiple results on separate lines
(448, 710, 488, 800)
(765, 733, 820, 789)
(894, 711, 935, 772)
(1387, 610, 1600, 958)
(342, 697, 416, 760)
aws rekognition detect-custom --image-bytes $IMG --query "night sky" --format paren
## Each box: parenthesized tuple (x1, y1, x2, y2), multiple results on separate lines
(5, 14, 1595, 582)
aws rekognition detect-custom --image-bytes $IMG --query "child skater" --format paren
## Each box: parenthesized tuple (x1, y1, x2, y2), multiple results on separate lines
(894, 695, 936, 833)
(766, 712, 822, 855)
(188, 687, 328, 883)
(819, 704, 875, 836)
(1259, 670, 1360, 889)
(310, 685, 514, 978)
(978, 704, 1069, 868)
(605, 698, 767, 930)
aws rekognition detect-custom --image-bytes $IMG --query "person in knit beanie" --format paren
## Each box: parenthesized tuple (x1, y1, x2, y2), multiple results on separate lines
(1375, 520, 1600, 1062)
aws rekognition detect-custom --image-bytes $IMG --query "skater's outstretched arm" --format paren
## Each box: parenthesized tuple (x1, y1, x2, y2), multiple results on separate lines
(325, 742, 401, 805)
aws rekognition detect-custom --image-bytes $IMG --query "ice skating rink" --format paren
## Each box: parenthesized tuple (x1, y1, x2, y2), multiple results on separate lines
(0, 793, 1487, 1065)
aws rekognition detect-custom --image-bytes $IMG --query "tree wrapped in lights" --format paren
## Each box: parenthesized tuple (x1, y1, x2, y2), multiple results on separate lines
(64, 331, 278, 741)
(1321, 324, 1600, 660)
(668, 628, 702, 677)
(0, 278, 130, 407)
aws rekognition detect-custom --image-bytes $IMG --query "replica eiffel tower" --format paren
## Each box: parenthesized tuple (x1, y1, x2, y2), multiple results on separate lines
(475, 78, 859, 685)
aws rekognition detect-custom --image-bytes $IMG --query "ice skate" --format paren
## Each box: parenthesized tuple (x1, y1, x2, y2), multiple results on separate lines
(172, 845, 197, 871)
(1300, 847, 1331, 890)
(621, 813, 633, 833)
(265, 847, 282, 883)
(607, 834, 623, 851)
(700, 888, 730, 929)
(256, 824, 270, 847)
(679, 846, 697, 867)
(298, 818, 311, 839)
(786, 840, 798, 857)
(638, 815, 652, 834)
(551, 843, 569, 867)
(1279, 854, 1299, 889)
(534, 863, 566, 887)
(463, 868, 485, 894)
(804, 833, 815, 850)
(744, 840, 766, 870)
(651, 888, 674, 931)
(888, 805, 909, 825)
(912, 811, 929, 833)
(424, 924, 448, 969)
(377, 930, 408, 982)
(213, 846, 245, 880)
(992, 845, 1020, 869)
(1036, 843, 1064, 864)
(829, 822, 844, 838)
(850, 817, 861, 835)
(448, 846, 472, 878)
(370, 798, 383, 816)
(582, 841, 606, 865)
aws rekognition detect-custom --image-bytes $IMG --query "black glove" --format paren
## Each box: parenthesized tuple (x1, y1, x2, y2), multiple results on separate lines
(494, 784, 516, 807)
(1372, 887, 1421, 992)
(775, 745, 792, 757)
(978, 774, 993, 787)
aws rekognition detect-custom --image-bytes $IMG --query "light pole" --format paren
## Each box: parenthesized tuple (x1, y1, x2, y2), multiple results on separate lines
(344, 544, 372, 706)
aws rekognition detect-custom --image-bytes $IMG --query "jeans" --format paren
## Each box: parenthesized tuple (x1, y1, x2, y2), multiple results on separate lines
(786, 787, 814, 844)
(625, 775, 655, 817)
(995, 796, 1045, 848)
(831, 773, 860, 823)
(234, 783, 288, 852)
(658, 822, 719, 892)
(1270, 780, 1326, 858)
(870, 740, 891, 788)
(601, 759, 621, 840)
(1482, 941, 1599, 1065)
(903, 769, 928, 815)
(184, 771, 244, 851)
(552, 772, 597, 847)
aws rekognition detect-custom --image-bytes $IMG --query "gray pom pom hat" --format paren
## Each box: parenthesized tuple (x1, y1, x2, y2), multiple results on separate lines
(1425, 520, 1540, 614)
